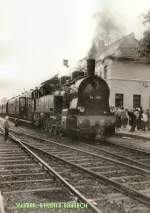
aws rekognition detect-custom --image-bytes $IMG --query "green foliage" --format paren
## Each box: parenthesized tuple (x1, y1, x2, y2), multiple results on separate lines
(143, 10, 150, 25)
(138, 10, 150, 57)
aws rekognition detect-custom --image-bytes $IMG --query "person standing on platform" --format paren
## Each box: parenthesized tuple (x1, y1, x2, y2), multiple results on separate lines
(115, 108, 122, 131)
(135, 109, 141, 130)
(146, 109, 150, 131)
(141, 111, 148, 131)
(3, 116, 9, 142)
(128, 110, 136, 132)
(138, 107, 143, 130)
(121, 108, 128, 128)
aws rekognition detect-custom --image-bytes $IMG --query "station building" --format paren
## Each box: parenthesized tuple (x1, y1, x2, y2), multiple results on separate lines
(79, 33, 150, 110)
(99, 56, 150, 110)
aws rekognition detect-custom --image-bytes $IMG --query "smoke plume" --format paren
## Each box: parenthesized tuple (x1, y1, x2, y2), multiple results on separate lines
(88, 7, 125, 58)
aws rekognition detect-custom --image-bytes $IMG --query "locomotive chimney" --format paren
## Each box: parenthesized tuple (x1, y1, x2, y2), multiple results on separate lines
(87, 59, 95, 76)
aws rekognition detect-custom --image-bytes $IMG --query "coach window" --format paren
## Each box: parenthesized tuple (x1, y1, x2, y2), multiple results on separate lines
(115, 94, 123, 108)
(104, 65, 108, 79)
(133, 95, 141, 108)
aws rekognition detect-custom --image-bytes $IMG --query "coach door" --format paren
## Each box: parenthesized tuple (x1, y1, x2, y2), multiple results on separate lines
(26, 98, 32, 120)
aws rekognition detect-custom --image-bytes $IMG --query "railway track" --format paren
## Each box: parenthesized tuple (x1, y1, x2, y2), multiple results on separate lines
(82, 139, 150, 171)
(11, 127, 150, 172)
(8, 129, 150, 212)
(0, 131, 102, 213)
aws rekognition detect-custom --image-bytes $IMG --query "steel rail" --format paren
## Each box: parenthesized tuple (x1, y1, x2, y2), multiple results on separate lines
(81, 142, 150, 170)
(11, 129, 150, 175)
(5, 131, 103, 213)
(10, 128, 150, 155)
(104, 138, 150, 155)
(20, 139, 150, 208)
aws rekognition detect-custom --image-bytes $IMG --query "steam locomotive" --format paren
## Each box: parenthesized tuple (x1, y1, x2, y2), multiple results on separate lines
(0, 59, 115, 139)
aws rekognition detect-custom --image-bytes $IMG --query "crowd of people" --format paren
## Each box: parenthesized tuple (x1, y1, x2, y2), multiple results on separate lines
(110, 106, 150, 132)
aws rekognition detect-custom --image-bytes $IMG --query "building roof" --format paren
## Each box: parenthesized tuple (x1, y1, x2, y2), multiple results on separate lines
(78, 33, 150, 67)
(100, 33, 139, 59)
(98, 33, 150, 64)
(102, 55, 150, 64)
(41, 74, 59, 86)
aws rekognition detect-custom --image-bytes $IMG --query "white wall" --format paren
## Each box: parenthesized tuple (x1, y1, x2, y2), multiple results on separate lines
(108, 79, 150, 109)
(111, 60, 150, 81)
(96, 59, 150, 110)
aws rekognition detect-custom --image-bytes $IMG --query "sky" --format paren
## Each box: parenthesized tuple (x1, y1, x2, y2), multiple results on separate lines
(0, 0, 150, 99)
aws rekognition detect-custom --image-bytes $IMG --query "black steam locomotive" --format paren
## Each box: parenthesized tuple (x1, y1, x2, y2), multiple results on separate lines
(0, 59, 115, 139)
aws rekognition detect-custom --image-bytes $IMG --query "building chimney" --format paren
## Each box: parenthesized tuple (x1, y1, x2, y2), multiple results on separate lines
(87, 59, 95, 76)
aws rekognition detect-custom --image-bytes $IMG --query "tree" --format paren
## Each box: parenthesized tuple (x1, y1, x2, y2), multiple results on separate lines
(138, 10, 150, 58)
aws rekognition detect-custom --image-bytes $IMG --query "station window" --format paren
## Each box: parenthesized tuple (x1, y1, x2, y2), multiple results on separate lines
(133, 95, 141, 108)
(115, 94, 124, 108)
(104, 65, 108, 79)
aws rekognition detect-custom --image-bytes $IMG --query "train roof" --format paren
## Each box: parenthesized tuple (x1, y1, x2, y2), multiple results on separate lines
(41, 74, 59, 86)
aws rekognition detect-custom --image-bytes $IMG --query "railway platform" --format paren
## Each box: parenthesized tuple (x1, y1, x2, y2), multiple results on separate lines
(109, 126, 150, 154)
(116, 125, 150, 140)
